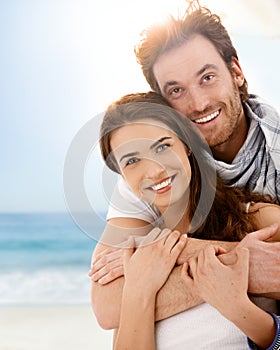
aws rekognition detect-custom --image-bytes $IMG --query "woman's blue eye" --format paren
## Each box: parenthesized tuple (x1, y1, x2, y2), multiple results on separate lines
(156, 144, 169, 153)
(126, 157, 139, 166)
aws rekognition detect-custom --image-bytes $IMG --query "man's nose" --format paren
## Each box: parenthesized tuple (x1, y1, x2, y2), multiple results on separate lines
(185, 86, 211, 116)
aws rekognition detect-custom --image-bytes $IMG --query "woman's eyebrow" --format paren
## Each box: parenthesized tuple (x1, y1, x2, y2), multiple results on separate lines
(119, 151, 139, 163)
(150, 137, 172, 150)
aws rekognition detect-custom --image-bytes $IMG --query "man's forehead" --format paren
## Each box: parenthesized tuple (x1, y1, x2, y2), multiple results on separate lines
(153, 35, 222, 84)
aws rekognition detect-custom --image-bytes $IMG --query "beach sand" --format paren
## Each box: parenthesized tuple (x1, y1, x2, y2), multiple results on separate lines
(0, 305, 113, 350)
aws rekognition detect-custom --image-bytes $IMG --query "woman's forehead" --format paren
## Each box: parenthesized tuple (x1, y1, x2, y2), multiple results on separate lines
(111, 120, 176, 146)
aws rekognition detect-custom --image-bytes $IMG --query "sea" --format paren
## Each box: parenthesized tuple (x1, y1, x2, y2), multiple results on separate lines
(0, 212, 106, 305)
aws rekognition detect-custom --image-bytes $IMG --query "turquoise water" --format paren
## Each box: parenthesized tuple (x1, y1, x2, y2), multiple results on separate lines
(0, 212, 105, 305)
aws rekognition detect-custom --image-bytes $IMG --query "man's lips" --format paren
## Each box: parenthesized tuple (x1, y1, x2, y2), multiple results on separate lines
(193, 109, 221, 124)
(147, 175, 176, 192)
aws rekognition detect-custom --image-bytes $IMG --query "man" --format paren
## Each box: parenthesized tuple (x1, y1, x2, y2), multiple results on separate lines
(91, 5, 280, 330)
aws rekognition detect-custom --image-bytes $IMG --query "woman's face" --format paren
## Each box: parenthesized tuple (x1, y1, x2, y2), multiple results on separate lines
(110, 119, 192, 212)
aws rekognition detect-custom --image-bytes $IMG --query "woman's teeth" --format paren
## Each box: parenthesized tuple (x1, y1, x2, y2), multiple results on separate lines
(195, 110, 219, 124)
(151, 177, 172, 191)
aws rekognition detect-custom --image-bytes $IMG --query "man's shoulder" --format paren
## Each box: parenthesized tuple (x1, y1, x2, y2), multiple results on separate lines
(246, 94, 280, 123)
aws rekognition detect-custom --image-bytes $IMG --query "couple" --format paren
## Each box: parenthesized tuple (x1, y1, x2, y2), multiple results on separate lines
(97, 92, 280, 349)
(90, 4, 280, 350)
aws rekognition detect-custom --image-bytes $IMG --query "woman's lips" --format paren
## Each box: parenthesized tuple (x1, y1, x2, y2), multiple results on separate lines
(147, 175, 176, 193)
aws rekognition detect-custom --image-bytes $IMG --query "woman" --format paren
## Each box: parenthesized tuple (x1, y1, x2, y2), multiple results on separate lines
(95, 92, 280, 349)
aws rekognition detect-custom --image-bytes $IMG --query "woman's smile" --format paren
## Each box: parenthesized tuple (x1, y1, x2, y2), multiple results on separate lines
(146, 174, 176, 194)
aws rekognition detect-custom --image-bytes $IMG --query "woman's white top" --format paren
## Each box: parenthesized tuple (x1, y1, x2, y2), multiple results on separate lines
(155, 298, 277, 349)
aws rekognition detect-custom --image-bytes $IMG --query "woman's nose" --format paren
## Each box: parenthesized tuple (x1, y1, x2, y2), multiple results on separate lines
(143, 158, 167, 179)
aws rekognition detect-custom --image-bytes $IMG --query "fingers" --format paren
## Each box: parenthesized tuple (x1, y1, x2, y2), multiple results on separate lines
(250, 223, 279, 241)
(188, 256, 197, 279)
(199, 245, 220, 266)
(140, 227, 166, 246)
(181, 261, 194, 286)
(164, 230, 186, 251)
(235, 247, 250, 271)
(194, 245, 227, 276)
(89, 249, 123, 275)
(98, 266, 125, 285)
(91, 260, 125, 284)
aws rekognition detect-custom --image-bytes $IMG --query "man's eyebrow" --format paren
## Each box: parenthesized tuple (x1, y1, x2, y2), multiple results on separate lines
(150, 137, 172, 150)
(163, 81, 178, 94)
(162, 64, 218, 94)
(119, 151, 139, 163)
(196, 64, 218, 77)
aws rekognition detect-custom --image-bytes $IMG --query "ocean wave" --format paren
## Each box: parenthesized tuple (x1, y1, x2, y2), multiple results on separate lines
(0, 267, 92, 305)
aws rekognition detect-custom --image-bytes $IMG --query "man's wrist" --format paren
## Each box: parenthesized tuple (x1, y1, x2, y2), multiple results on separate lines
(177, 238, 238, 265)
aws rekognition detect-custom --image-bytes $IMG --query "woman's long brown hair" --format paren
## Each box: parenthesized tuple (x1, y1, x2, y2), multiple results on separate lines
(100, 92, 273, 242)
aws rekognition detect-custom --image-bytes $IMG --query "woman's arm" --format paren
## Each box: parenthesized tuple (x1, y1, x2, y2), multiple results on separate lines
(90, 218, 204, 329)
(181, 245, 277, 349)
(113, 230, 187, 350)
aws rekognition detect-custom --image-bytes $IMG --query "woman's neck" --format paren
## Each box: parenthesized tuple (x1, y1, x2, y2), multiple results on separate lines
(159, 193, 190, 234)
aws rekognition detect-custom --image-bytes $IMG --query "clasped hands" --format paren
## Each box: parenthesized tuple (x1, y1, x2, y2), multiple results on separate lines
(89, 224, 280, 296)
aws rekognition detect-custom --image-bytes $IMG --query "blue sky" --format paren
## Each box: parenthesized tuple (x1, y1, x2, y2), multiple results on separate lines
(1, 0, 279, 213)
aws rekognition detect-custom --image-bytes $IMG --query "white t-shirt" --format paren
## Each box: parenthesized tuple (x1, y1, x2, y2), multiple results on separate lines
(155, 298, 277, 349)
(107, 176, 161, 224)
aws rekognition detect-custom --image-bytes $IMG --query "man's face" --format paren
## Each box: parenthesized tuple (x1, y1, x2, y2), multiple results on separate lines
(153, 35, 245, 151)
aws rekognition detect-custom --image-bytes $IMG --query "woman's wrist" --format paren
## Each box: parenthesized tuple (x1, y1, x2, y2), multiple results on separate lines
(123, 282, 157, 305)
(247, 312, 280, 350)
(226, 299, 277, 349)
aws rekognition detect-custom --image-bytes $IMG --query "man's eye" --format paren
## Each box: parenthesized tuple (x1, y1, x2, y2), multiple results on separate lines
(126, 157, 139, 166)
(203, 74, 214, 82)
(171, 87, 181, 95)
(156, 144, 170, 153)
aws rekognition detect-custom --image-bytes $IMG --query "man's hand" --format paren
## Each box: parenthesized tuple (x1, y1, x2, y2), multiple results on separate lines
(89, 247, 125, 285)
(219, 224, 280, 295)
(181, 245, 250, 319)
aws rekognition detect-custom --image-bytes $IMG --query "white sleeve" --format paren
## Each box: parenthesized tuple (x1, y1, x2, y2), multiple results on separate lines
(106, 176, 161, 224)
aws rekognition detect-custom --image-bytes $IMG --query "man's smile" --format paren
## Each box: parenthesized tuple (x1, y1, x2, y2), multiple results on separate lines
(193, 109, 221, 124)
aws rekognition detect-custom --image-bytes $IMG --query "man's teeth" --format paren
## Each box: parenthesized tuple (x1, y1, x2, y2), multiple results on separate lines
(195, 110, 219, 124)
(151, 177, 172, 191)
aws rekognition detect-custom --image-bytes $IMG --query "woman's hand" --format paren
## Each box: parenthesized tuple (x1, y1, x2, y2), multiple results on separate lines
(89, 227, 187, 285)
(181, 245, 250, 320)
(123, 228, 187, 298)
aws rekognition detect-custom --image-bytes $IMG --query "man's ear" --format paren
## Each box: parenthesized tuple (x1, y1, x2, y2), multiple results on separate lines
(231, 57, 245, 88)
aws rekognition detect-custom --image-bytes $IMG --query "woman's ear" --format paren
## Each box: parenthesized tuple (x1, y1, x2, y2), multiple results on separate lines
(186, 148, 192, 157)
(231, 57, 245, 88)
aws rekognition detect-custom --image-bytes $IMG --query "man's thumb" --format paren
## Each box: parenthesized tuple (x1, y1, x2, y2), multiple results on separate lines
(251, 223, 278, 241)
